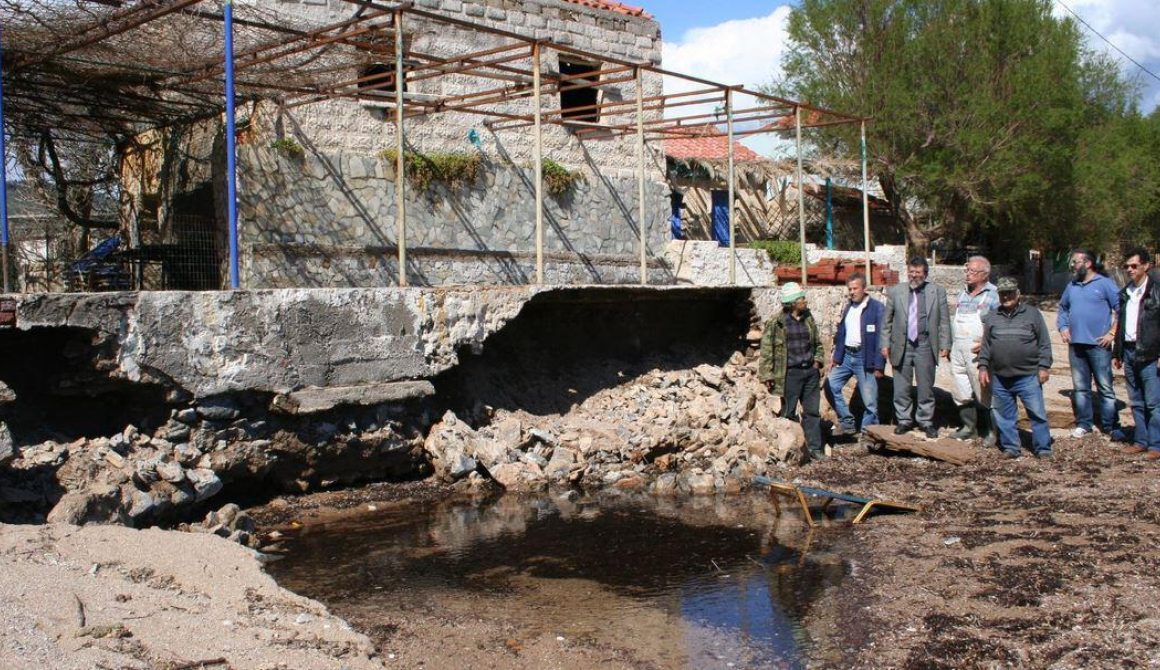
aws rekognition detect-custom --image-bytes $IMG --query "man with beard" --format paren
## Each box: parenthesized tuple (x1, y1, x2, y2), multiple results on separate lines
(1112, 247, 1160, 461)
(882, 257, 952, 439)
(759, 282, 826, 461)
(979, 278, 1054, 459)
(950, 256, 1000, 444)
(1058, 248, 1122, 439)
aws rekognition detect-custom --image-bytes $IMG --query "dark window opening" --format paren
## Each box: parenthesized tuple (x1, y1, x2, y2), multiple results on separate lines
(359, 63, 404, 94)
(559, 59, 600, 123)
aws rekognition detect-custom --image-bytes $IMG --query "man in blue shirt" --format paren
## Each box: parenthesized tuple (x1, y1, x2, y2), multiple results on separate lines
(1058, 248, 1121, 438)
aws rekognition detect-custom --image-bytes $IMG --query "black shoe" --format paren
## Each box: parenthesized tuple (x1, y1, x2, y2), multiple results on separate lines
(924, 426, 939, 439)
(1034, 450, 1053, 459)
(1002, 450, 1021, 459)
(893, 424, 912, 435)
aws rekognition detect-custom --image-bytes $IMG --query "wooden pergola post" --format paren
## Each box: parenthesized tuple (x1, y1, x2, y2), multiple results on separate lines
(394, 9, 407, 287)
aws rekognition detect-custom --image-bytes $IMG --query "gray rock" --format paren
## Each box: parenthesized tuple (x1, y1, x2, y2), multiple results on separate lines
(216, 503, 241, 527)
(127, 489, 157, 519)
(156, 461, 186, 484)
(0, 380, 16, 404)
(0, 422, 13, 466)
(196, 400, 241, 422)
(447, 453, 478, 481)
(174, 443, 202, 466)
(163, 421, 191, 443)
(545, 447, 578, 477)
(187, 468, 223, 502)
(175, 408, 198, 424)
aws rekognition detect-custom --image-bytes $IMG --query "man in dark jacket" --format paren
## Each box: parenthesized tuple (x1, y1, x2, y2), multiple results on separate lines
(1112, 247, 1160, 461)
(759, 282, 826, 461)
(979, 277, 1054, 459)
(827, 272, 886, 434)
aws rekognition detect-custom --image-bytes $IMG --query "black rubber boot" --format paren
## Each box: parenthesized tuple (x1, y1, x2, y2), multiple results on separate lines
(978, 403, 997, 447)
(951, 404, 977, 440)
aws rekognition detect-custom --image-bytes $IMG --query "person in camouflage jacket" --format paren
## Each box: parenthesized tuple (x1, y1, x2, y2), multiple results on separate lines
(759, 282, 826, 460)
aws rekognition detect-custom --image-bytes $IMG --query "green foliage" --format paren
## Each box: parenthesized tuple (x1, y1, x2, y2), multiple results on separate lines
(270, 137, 304, 159)
(541, 158, 582, 196)
(379, 148, 482, 191)
(771, 0, 1154, 258)
(748, 240, 803, 265)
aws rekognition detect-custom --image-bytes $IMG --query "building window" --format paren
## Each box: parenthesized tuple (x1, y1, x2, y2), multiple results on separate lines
(558, 58, 600, 123)
(359, 63, 404, 94)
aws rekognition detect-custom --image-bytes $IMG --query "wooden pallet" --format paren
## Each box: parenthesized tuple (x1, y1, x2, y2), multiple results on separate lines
(760, 478, 922, 526)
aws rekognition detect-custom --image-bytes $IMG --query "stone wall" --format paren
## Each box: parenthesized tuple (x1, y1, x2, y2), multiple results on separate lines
(664, 240, 774, 287)
(236, 143, 670, 287)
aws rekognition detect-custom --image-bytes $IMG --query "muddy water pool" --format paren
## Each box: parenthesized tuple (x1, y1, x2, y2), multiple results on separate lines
(266, 491, 850, 669)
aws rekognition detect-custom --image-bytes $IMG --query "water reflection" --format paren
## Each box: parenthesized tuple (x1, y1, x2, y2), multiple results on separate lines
(268, 492, 847, 669)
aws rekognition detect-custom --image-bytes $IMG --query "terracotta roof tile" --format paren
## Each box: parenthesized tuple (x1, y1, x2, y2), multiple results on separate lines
(664, 125, 760, 161)
(561, 0, 651, 19)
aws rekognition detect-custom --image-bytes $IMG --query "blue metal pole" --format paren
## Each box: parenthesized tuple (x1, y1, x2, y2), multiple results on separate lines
(0, 26, 10, 293)
(224, 0, 239, 289)
(825, 176, 833, 250)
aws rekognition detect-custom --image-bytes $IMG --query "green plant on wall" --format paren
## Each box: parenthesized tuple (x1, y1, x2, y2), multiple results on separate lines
(270, 137, 305, 159)
(380, 148, 482, 191)
(747, 240, 802, 265)
(541, 158, 582, 196)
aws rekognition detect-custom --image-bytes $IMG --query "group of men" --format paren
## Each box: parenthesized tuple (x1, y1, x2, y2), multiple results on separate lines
(759, 248, 1160, 463)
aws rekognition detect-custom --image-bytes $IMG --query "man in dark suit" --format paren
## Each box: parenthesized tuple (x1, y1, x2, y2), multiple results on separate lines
(881, 257, 952, 438)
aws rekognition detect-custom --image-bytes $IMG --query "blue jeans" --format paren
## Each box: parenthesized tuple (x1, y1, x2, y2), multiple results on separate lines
(1069, 344, 1119, 432)
(991, 373, 1052, 455)
(1121, 346, 1160, 451)
(827, 348, 878, 429)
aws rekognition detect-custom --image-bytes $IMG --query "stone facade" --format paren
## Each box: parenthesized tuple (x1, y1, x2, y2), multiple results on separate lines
(237, 142, 670, 287)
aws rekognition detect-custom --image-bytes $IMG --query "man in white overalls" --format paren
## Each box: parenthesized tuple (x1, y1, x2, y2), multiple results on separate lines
(951, 255, 1000, 443)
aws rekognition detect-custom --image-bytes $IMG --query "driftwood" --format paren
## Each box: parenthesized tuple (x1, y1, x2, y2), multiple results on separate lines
(862, 425, 978, 465)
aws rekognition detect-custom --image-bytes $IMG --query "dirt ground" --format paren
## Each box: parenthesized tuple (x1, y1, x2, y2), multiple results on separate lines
(798, 433, 1160, 669)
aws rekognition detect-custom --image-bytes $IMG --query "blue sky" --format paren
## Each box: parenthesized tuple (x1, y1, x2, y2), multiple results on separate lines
(651, 0, 1160, 159)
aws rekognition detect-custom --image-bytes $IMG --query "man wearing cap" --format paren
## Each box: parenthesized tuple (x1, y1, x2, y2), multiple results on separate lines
(827, 272, 886, 434)
(881, 257, 952, 439)
(1112, 247, 1160, 461)
(759, 282, 826, 461)
(950, 256, 1000, 444)
(979, 278, 1054, 458)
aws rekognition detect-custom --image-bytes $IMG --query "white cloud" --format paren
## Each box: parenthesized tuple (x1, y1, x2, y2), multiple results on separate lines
(1054, 0, 1160, 112)
(660, 7, 795, 157)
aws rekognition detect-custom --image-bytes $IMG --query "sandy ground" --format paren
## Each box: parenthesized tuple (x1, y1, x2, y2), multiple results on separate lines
(0, 523, 383, 670)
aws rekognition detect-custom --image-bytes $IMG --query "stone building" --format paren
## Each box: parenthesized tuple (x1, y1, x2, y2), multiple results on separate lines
(122, 0, 672, 289)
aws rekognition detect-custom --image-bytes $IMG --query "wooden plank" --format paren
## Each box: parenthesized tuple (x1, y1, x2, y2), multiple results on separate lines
(862, 425, 978, 465)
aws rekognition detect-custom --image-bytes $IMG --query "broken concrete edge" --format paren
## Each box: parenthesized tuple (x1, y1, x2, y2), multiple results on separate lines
(3, 285, 774, 400)
(270, 380, 436, 415)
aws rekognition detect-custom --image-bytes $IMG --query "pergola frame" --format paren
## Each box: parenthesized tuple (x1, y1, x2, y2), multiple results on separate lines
(0, 0, 873, 291)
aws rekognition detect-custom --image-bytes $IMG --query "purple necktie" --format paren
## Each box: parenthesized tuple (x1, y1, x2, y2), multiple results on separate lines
(908, 290, 919, 341)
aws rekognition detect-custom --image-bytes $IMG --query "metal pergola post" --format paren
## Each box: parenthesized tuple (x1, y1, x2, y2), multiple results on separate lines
(533, 42, 544, 285)
(0, 27, 8, 294)
(861, 120, 872, 284)
(224, 0, 239, 290)
(636, 65, 646, 285)
(726, 88, 735, 286)
(394, 9, 407, 287)
(796, 105, 806, 286)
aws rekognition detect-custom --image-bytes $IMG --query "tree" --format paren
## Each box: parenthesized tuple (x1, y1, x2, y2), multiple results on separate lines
(774, 0, 1101, 256)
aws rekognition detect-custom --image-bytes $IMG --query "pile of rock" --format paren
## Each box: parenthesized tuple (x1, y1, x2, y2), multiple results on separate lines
(424, 350, 806, 495)
(2, 396, 427, 526)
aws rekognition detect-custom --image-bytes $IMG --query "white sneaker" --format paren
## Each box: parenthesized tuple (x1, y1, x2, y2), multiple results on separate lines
(1071, 427, 1091, 438)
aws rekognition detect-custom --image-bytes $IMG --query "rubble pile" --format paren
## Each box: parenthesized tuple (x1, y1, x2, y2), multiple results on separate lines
(1, 398, 428, 527)
(424, 349, 807, 495)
